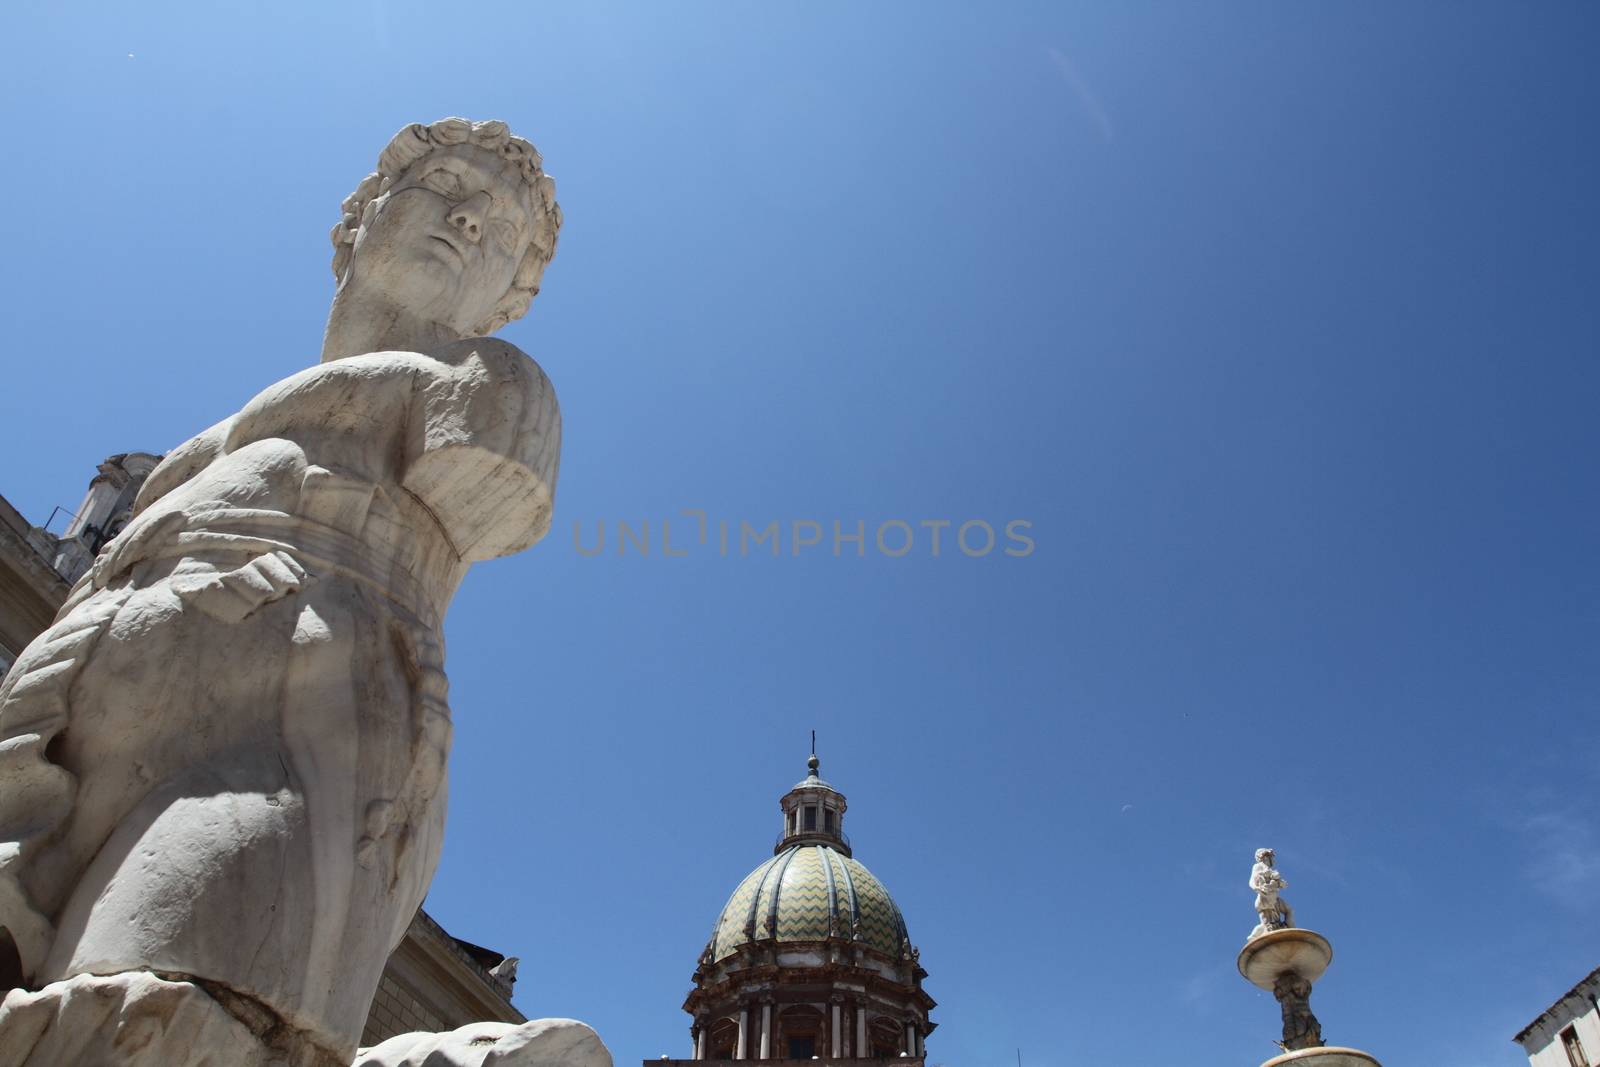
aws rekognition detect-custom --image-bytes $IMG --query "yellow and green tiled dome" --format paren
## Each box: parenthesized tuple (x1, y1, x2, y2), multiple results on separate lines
(709, 843, 909, 961)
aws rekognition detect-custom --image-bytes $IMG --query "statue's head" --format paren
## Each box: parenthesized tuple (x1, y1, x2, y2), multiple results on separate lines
(1255, 848, 1274, 863)
(330, 118, 562, 338)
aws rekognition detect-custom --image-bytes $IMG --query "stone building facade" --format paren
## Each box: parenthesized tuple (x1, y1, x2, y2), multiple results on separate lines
(0, 495, 69, 681)
(0, 456, 524, 1045)
(657, 756, 934, 1067)
(361, 909, 523, 1045)
(1517, 965, 1600, 1067)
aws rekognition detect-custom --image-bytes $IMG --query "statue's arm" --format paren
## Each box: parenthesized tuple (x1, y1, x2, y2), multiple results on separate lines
(402, 338, 561, 562)
(132, 415, 236, 516)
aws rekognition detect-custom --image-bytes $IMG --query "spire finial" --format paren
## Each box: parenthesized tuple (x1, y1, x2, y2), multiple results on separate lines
(809, 731, 819, 775)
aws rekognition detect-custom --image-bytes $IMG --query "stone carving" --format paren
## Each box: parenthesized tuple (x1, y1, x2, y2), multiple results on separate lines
(0, 971, 304, 1066)
(354, 1018, 611, 1067)
(0, 118, 567, 1066)
(1272, 971, 1324, 1052)
(1249, 847, 1294, 939)
(1236, 849, 1382, 1065)
(489, 956, 521, 988)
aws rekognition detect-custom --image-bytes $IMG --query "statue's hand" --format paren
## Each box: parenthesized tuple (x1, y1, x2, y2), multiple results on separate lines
(176, 550, 312, 623)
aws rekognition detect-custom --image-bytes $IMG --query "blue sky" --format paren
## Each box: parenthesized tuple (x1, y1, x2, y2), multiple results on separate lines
(2, 3, 1597, 1065)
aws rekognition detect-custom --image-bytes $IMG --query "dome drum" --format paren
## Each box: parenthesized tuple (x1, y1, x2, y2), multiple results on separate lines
(687, 984, 934, 1063)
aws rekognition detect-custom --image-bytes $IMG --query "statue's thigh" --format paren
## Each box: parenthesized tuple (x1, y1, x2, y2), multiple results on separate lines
(41, 743, 315, 1001)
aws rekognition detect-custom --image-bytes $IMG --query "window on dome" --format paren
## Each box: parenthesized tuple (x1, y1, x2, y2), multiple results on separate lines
(824, 808, 835, 833)
(707, 1020, 738, 1061)
(779, 1006, 825, 1060)
(868, 1018, 903, 1059)
(804, 806, 817, 831)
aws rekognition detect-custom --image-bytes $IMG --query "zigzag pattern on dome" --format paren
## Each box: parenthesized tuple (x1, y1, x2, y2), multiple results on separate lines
(710, 857, 776, 960)
(841, 853, 907, 954)
(708, 844, 906, 961)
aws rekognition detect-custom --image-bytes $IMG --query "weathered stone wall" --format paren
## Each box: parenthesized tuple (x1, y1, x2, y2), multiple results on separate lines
(0, 495, 69, 679)
(363, 969, 451, 1045)
(359, 909, 523, 1046)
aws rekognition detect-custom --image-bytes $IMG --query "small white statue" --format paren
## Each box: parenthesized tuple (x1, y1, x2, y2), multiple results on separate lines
(1249, 847, 1295, 939)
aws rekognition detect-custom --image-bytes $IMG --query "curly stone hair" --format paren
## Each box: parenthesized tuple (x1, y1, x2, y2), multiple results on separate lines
(330, 118, 564, 335)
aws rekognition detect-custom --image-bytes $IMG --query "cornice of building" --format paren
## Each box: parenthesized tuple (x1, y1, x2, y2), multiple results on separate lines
(1513, 964, 1600, 1044)
(396, 908, 524, 1023)
(0, 493, 71, 603)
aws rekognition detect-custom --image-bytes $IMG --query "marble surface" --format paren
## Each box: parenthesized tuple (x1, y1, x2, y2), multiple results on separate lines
(1248, 847, 1294, 940)
(0, 972, 330, 1066)
(1237, 928, 1334, 992)
(355, 1018, 611, 1067)
(1260, 1047, 1381, 1067)
(0, 119, 571, 1063)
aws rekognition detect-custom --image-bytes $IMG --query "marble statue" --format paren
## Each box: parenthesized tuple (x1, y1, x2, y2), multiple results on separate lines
(0, 118, 583, 1067)
(1236, 848, 1376, 1063)
(1249, 847, 1294, 939)
(355, 1018, 609, 1067)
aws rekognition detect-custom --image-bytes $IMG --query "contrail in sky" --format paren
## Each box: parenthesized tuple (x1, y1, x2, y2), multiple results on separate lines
(1047, 46, 1114, 142)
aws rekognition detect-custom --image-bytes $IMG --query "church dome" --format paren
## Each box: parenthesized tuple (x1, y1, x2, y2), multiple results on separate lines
(708, 844, 909, 961)
(681, 752, 934, 1064)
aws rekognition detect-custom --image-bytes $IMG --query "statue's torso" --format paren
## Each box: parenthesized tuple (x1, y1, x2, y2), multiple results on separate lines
(0, 339, 561, 1050)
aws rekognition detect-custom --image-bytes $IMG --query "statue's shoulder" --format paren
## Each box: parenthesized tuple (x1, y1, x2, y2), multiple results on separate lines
(246, 351, 437, 409)
(273, 342, 556, 415)
(425, 337, 554, 398)
(401, 336, 561, 562)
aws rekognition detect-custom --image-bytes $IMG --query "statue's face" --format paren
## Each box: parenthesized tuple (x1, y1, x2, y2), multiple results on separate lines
(346, 143, 535, 334)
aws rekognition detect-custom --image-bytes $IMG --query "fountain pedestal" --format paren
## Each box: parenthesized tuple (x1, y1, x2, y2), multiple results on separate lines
(1236, 852, 1381, 1067)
